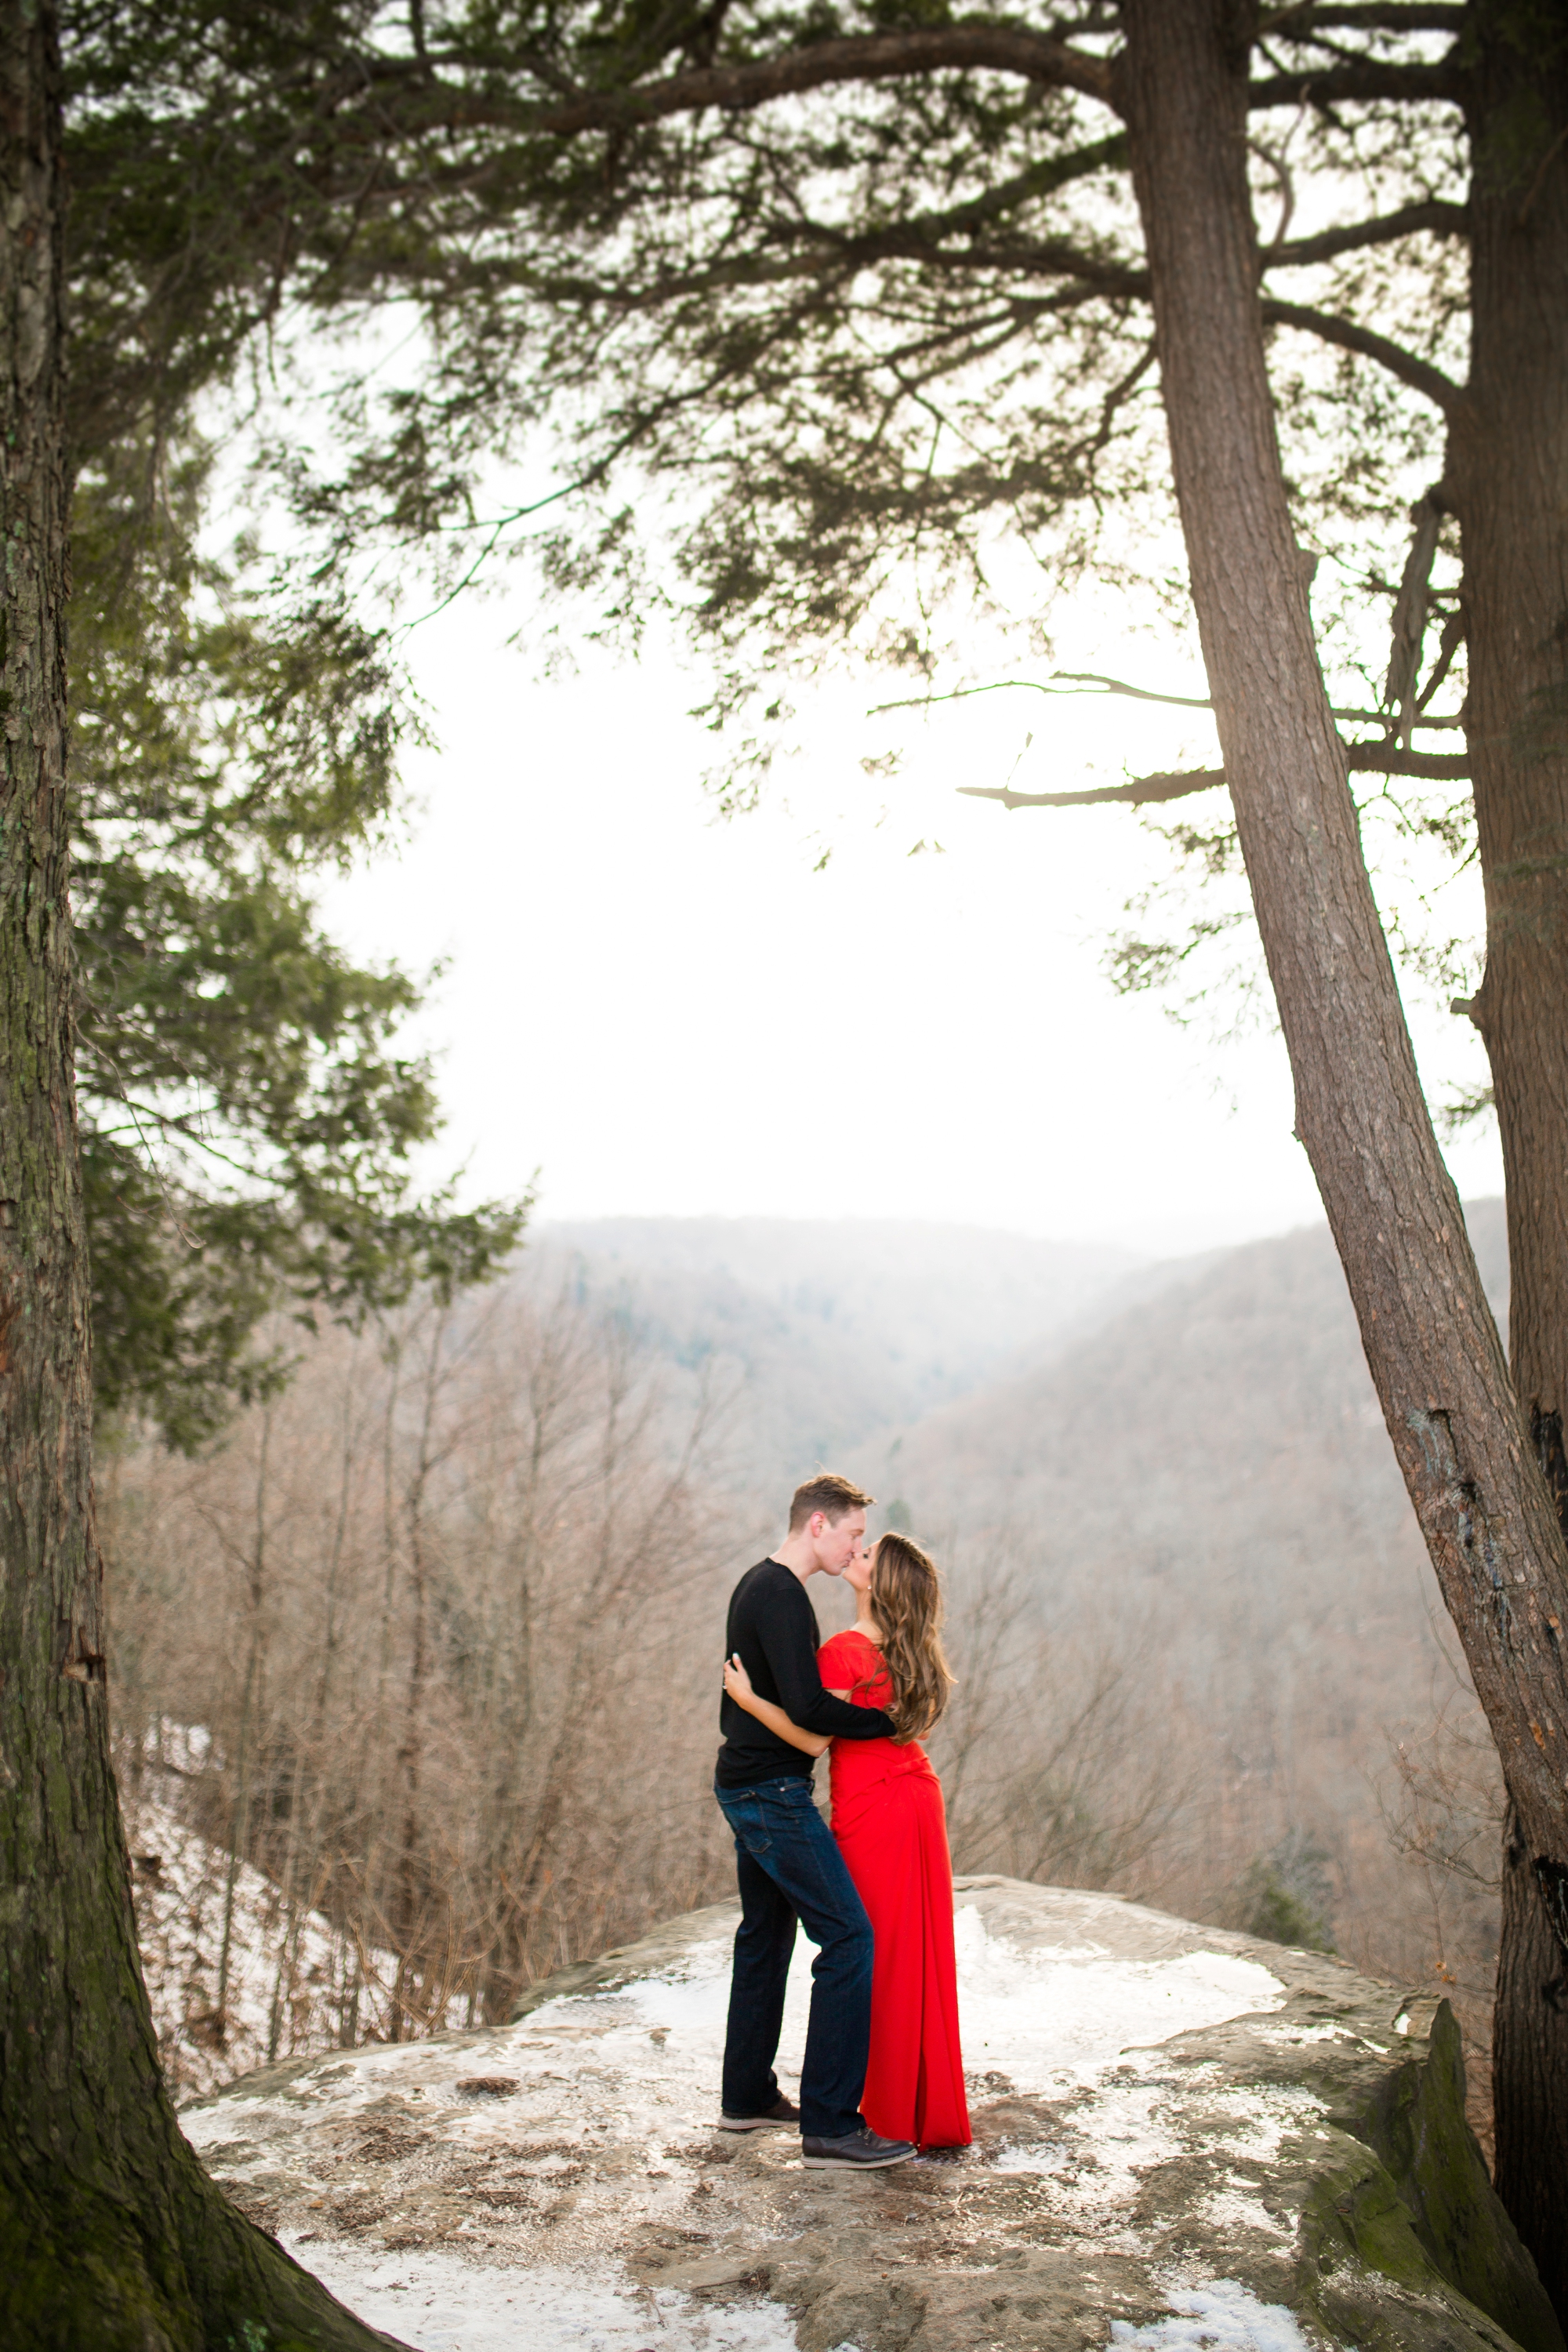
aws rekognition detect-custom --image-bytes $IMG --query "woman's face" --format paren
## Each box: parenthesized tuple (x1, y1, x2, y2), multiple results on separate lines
(844, 1537, 879, 1598)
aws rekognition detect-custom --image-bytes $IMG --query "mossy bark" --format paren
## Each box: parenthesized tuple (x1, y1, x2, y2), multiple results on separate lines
(1446, 3, 1568, 2307)
(0, 9, 403, 2343)
(1348, 2000, 1563, 2352)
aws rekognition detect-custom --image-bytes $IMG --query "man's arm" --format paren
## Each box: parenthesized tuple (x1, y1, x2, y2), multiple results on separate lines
(724, 1654, 831, 1755)
(759, 1581, 895, 1740)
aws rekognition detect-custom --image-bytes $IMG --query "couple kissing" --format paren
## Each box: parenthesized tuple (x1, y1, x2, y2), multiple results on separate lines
(714, 1472, 971, 2170)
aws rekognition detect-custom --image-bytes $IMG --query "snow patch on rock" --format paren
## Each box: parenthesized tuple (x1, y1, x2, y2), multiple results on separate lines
(951, 1904, 1283, 2092)
(1110, 2279, 1323, 2351)
(183, 1880, 1519, 2352)
(127, 1793, 460, 2099)
(274, 2243, 797, 2352)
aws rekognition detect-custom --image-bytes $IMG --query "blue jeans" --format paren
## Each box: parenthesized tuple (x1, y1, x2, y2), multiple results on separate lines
(714, 1774, 874, 2139)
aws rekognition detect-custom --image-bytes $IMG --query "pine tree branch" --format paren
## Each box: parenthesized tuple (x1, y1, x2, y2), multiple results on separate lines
(414, 34, 1457, 143)
(959, 738, 1471, 811)
(1259, 4, 1465, 28)
(960, 768, 1227, 810)
(1261, 298, 1462, 412)
(883, 132, 1131, 244)
(481, 197, 1455, 307)
(530, 26, 1114, 138)
(1344, 739, 1469, 778)
(1267, 199, 1467, 267)
(460, 187, 1454, 310)
(1247, 56, 1465, 108)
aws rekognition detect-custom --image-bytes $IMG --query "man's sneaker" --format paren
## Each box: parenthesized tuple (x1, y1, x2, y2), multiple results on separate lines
(800, 2127, 916, 2170)
(718, 2095, 801, 2132)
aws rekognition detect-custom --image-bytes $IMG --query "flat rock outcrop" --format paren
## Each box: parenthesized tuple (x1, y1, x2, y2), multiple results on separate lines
(180, 1877, 1562, 2352)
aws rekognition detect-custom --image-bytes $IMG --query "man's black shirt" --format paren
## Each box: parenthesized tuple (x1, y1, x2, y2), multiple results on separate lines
(716, 1558, 897, 1788)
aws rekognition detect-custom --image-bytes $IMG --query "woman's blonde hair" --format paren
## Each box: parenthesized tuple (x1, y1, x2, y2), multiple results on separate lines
(866, 1532, 956, 1743)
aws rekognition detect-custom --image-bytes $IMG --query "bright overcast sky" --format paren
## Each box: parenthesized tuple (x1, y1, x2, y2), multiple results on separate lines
(315, 581, 1502, 1262)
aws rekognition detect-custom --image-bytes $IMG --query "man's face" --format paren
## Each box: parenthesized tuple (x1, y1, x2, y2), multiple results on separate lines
(815, 1508, 866, 1575)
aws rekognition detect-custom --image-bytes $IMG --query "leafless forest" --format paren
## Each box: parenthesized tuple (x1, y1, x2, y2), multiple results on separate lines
(109, 1215, 1505, 2137)
(111, 1274, 750, 2090)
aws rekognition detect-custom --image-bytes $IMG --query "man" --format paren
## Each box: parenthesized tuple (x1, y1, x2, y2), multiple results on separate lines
(714, 1472, 916, 2171)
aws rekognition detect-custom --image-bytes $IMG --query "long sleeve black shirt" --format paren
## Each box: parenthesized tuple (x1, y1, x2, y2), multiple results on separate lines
(715, 1558, 896, 1789)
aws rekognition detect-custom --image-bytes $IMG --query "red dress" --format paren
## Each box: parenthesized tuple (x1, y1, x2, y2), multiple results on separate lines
(817, 1628, 971, 2149)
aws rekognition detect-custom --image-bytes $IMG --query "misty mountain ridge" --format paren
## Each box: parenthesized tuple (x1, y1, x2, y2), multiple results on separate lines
(529, 1215, 1142, 1470)
(528, 1207, 1508, 1507)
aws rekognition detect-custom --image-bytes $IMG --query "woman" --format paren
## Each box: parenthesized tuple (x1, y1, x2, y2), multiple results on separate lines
(724, 1531, 971, 2151)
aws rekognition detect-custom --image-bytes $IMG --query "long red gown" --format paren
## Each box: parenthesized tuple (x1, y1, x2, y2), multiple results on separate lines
(816, 1628, 971, 2150)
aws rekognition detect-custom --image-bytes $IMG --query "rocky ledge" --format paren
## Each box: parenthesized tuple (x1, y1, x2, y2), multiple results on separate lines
(180, 1876, 1562, 2352)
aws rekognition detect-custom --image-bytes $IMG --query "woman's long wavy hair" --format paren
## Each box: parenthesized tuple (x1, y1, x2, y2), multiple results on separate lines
(865, 1532, 956, 1744)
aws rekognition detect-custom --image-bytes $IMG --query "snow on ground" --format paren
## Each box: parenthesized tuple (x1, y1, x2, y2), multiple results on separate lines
(182, 1896, 1291, 2352)
(949, 1904, 1282, 2091)
(499, 1899, 1283, 2132)
(186, 1900, 1279, 2160)
(127, 1793, 462, 2099)
(274, 2247, 798, 2352)
(126, 1793, 362, 2098)
(1110, 2280, 1319, 2352)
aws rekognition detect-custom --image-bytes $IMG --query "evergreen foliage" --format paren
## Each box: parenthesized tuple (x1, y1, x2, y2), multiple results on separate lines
(60, 6, 530, 1447)
(56, 3, 1497, 1026)
(1236, 1829, 1338, 1956)
(49, 3, 1544, 1412)
(57, 9, 1504, 902)
(60, 9, 1469, 652)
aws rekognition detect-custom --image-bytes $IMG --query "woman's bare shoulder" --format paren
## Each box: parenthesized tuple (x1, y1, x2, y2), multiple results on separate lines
(818, 1628, 875, 1664)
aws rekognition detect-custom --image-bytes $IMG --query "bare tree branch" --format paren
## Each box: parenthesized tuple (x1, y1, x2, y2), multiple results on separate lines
(1345, 740, 1469, 779)
(874, 671, 1463, 726)
(1385, 486, 1446, 748)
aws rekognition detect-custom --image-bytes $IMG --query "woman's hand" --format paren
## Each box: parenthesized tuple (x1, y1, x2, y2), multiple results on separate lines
(723, 1651, 829, 1755)
(724, 1653, 757, 1708)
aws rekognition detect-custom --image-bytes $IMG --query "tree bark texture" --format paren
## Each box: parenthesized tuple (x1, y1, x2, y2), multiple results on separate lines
(1496, 1799, 1568, 2313)
(1448, 5, 1568, 2299)
(0, 9, 405, 2345)
(1116, 13, 1568, 2322)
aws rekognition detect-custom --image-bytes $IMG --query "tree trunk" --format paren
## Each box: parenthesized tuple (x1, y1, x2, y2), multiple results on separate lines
(1116, 15, 1568, 2335)
(0, 10, 405, 2344)
(1448, 2, 1568, 2302)
(1495, 1802, 1568, 2307)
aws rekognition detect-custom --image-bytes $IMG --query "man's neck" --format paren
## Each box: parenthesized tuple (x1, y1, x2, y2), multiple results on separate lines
(768, 1534, 819, 1583)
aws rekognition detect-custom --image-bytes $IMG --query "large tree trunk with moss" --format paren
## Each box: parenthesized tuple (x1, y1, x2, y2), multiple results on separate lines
(0, 10, 405, 2346)
(1444, 4, 1568, 2304)
(1118, 9, 1568, 2326)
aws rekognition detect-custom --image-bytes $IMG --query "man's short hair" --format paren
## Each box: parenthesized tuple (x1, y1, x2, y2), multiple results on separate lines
(788, 1472, 875, 1533)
